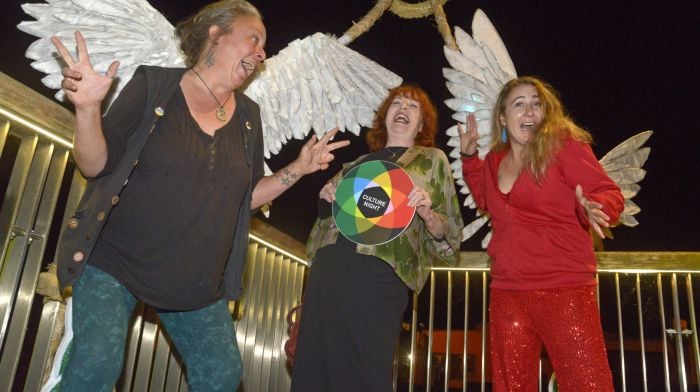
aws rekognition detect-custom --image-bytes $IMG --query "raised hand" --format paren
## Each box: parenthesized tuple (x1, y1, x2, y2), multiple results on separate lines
(458, 112, 479, 156)
(294, 127, 350, 175)
(576, 185, 611, 238)
(51, 31, 119, 109)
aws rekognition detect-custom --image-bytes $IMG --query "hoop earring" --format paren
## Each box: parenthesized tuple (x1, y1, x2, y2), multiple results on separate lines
(501, 126, 508, 143)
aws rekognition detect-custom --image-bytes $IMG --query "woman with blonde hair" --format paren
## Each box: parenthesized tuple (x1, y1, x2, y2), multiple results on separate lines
(460, 76, 623, 391)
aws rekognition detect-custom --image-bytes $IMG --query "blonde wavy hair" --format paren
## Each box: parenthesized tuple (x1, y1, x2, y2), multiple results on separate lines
(491, 76, 592, 182)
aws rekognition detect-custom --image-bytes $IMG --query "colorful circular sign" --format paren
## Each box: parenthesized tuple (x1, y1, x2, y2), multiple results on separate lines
(333, 160, 416, 245)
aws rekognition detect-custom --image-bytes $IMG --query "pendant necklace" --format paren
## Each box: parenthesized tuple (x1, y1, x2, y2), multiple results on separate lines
(385, 146, 407, 159)
(191, 68, 232, 122)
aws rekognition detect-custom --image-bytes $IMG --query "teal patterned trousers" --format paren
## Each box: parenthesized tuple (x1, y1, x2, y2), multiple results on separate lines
(60, 264, 242, 391)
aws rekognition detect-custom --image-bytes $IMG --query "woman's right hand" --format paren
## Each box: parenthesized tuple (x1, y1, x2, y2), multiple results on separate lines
(458, 112, 479, 156)
(51, 31, 119, 109)
(319, 182, 336, 203)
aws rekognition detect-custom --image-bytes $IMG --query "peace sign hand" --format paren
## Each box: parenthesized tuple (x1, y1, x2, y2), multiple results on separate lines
(51, 31, 119, 109)
(294, 127, 350, 175)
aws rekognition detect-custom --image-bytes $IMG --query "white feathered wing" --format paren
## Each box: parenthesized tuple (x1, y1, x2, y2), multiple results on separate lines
(443, 9, 651, 246)
(18, 0, 185, 104)
(18, 0, 402, 159)
(442, 9, 515, 246)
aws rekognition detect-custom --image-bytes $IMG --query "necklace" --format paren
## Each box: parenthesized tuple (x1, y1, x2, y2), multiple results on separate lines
(191, 68, 232, 122)
(384, 146, 407, 159)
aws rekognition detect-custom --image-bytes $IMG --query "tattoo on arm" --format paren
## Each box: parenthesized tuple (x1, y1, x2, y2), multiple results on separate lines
(278, 168, 299, 186)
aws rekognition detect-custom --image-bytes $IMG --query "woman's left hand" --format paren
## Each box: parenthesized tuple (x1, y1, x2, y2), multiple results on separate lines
(409, 186, 447, 239)
(408, 186, 433, 219)
(294, 127, 350, 175)
(576, 184, 611, 238)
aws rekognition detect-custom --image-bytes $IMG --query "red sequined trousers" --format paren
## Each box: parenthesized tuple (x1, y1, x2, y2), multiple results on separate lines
(489, 286, 613, 391)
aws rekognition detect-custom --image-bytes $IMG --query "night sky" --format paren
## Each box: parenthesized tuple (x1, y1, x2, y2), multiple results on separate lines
(2, 0, 698, 251)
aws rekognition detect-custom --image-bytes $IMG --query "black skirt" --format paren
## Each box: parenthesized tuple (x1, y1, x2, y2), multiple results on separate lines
(290, 241, 409, 392)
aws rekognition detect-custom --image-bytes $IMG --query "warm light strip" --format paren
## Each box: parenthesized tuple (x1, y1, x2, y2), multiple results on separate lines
(597, 268, 700, 274)
(249, 233, 308, 265)
(431, 266, 700, 274)
(431, 266, 489, 272)
(0, 107, 73, 149)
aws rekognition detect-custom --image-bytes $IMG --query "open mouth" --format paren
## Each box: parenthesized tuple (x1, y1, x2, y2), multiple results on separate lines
(241, 59, 257, 74)
(521, 122, 536, 131)
(394, 114, 409, 124)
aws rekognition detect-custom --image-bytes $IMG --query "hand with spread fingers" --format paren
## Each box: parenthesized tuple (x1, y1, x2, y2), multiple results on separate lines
(576, 184, 611, 238)
(458, 112, 479, 156)
(294, 127, 350, 175)
(51, 31, 119, 109)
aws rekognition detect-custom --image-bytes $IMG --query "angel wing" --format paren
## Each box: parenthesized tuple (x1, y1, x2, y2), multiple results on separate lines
(242, 33, 401, 158)
(443, 10, 652, 246)
(18, 0, 402, 159)
(18, 0, 185, 105)
(441, 9, 515, 243)
(598, 130, 653, 228)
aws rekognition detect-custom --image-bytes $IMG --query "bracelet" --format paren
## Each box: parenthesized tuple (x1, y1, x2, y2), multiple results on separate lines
(460, 151, 477, 158)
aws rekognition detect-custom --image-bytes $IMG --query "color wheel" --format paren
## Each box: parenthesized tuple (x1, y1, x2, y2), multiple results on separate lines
(333, 160, 415, 245)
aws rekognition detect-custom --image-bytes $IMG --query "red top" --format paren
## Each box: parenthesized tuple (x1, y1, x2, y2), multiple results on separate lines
(462, 138, 624, 290)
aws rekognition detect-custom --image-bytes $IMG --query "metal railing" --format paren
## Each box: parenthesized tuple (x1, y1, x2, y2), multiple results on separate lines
(400, 252, 700, 392)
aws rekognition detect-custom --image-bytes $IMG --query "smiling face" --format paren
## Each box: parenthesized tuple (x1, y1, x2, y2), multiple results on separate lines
(385, 95, 423, 146)
(499, 84, 542, 147)
(212, 15, 266, 89)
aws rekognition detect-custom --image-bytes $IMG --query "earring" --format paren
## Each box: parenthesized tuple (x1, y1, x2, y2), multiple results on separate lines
(501, 126, 508, 143)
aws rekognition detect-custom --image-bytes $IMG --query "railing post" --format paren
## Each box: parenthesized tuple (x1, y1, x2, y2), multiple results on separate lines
(408, 291, 419, 392)
(636, 273, 649, 392)
(426, 271, 436, 392)
(669, 273, 688, 391)
(615, 272, 627, 391)
(684, 274, 700, 387)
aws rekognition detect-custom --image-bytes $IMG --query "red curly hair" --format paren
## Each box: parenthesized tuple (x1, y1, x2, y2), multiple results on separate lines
(366, 85, 438, 152)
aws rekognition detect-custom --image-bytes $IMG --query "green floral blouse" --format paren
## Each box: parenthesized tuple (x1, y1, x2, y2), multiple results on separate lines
(306, 146, 464, 293)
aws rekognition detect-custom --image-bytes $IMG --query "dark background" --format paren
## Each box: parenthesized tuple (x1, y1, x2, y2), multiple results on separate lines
(2, 0, 698, 251)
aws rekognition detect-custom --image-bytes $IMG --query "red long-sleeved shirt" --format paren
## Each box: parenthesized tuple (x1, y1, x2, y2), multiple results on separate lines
(462, 138, 624, 290)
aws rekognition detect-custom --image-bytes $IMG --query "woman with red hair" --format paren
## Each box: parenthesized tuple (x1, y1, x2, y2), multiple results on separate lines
(292, 85, 464, 391)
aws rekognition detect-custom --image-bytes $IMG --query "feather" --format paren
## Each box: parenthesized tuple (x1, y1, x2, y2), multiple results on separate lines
(470, 9, 516, 79)
(599, 130, 653, 163)
(462, 214, 489, 242)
